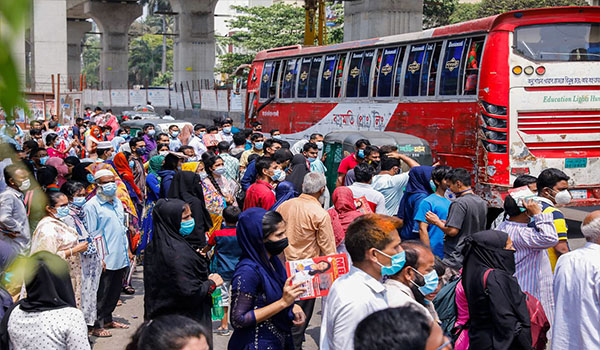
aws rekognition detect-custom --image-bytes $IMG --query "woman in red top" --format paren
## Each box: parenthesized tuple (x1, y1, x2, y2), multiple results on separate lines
(328, 186, 363, 249)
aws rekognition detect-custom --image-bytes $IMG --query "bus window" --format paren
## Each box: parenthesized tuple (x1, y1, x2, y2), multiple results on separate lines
(404, 44, 426, 96)
(297, 57, 313, 98)
(359, 50, 375, 97)
(334, 54, 346, 97)
(463, 37, 484, 95)
(320, 55, 337, 98)
(308, 56, 322, 98)
(376, 47, 400, 97)
(346, 51, 364, 97)
(440, 39, 466, 95)
(280, 59, 298, 99)
(420, 43, 442, 96)
(260, 61, 274, 99)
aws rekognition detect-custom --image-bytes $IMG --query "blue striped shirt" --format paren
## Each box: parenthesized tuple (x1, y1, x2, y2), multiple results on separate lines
(497, 213, 558, 324)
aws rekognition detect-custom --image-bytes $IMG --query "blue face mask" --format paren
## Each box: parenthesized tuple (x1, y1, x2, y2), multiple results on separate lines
(86, 173, 95, 184)
(55, 205, 70, 218)
(357, 149, 365, 159)
(375, 249, 406, 276)
(180, 218, 195, 236)
(254, 141, 264, 150)
(72, 196, 86, 208)
(40, 156, 49, 165)
(272, 135, 282, 140)
(101, 182, 117, 197)
(222, 127, 232, 134)
(411, 268, 439, 296)
(129, 160, 135, 169)
(271, 169, 284, 182)
(308, 156, 317, 163)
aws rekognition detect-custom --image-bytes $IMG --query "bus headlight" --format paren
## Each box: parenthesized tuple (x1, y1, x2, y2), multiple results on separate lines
(482, 141, 507, 153)
(483, 128, 507, 141)
(481, 114, 507, 128)
(481, 101, 507, 116)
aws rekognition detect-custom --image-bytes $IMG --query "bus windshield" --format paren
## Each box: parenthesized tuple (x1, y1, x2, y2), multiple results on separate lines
(514, 23, 600, 61)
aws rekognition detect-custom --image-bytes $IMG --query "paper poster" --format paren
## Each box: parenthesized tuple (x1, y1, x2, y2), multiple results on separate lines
(26, 100, 45, 121)
(192, 90, 201, 109)
(216, 90, 229, 112)
(286, 253, 349, 300)
(148, 89, 169, 107)
(201, 89, 217, 111)
(176, 90, 185, 111)
(230, 91, 242, 111)
(110, 89, 129, 107)
(95, 90, 106, 107)
(129, 90, 147, 106)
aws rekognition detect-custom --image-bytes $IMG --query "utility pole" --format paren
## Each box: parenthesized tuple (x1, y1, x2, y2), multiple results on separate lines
(304, 0, 327, 46)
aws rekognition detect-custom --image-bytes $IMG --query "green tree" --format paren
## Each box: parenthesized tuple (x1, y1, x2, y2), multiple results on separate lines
(0, 0, 30, 121)
(476, 0, 589, 17)
(326, 2, 344, 45)
(128, 34, 173, 86)
(449, 2, 481, 23)
(423, 0, 458, 29)
(81, 34, 100, 88)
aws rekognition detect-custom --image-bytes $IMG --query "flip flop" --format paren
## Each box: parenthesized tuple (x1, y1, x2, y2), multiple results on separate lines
(91, 328, 112, 337)
(105, 321, 129, 329)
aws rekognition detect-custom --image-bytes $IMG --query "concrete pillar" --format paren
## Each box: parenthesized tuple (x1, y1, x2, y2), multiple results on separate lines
(0, 19, 26, 86)
(344, 0, 423, 42)
(67, 19, 92, 88)
(32, 0, 68, 92)
(84, 1, 142, 89)
(170, 0, 218, 86)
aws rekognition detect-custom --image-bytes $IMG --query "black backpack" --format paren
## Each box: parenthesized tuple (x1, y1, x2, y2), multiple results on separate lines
(433, 276, 462, 340)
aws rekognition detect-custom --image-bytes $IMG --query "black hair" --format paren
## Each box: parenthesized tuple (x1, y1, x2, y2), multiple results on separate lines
(365, 145, 380, 157)
(431, 165, 452, 185)
(264, 139, 282, 151)
(162, 153, 180, 171)
(251, 121, 262, 128)
(537, 168, 569, 195)
(354, 163, 375, 183)
(129, 137, 144, 148)
(303, 142, 318, 153)
(157, 143, 169, 152)
(142, 123, 154, 132)
(60, 180, 85, 199)
(380, 156, 400, 171)
(274, 149, 293, 164)
(250, 133, 263, 142)
(164, 109, 171, 115)
(4, 164, 24, 187)
(355, 138, 371, 149)
(309, 133, 322, 140)
(94, 107, 102, 112)
(248, 154, 260, 164)
(194, 124, 206, 131)
(47, 191, 67, 208)
(48, 121, 58, 130)
(169, 125, 178, 131)
(262, 211, 284, 238)
(71, 162, 93, 186)
(433, 256, 447, 278)
(308, 260, 332, 276)
(269, 129, 280, 135)
(256, 156, 276, 179)
(444, 167, 472, 187)
(30, 120, 41, 127)
(206, 126, 218, 134)
(45, 133, 58, 147)
(76, 117, 84, 123)
(37, 166, 58, 187)
(156, 132, 169, 141)
(125, 314, 213, 350)
(217, 141, 230, 152)
(233, 133, 246, 146)
(177, 145, 193, 153)
(29, 128, 42, 137)
(223, 206, 241, 225)
(504, 194, 523, 218)
(379, 145, 397, 155)
(354, 304, 431, 350)
(31, 147, 47, 158)
(97, 148, 110, 157)
(514, 174, 537, 189)
(280, 140, 290, 149)
(102, 125, 112, 132)
(201, 153, 224, 196)
(23, 140, 39, 154)
(64, 156, 80, 168)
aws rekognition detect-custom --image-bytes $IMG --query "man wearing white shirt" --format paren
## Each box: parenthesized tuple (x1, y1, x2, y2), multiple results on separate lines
(552, 210, 600, 350)
(219, 120, 234, 144)
(348, 163, 386, 214)
(320, 213, 403, 350)
(188, 124, 207, 157)
(372, 153, 420, 216)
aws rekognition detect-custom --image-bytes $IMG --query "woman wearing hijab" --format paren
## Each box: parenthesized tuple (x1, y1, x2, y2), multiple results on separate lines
(0, 251, 90, 349)
(86, 126, 103, 159)
(167, 171, 213, 249)
(397, 166, 434, 240)
(46, 157, 69, 187)
(139, 155, 164, 252)
(328, 186, 363, 249)
(110, 136, 126, 153)
(158, 153, 184, 198)
(30, 191, 89, 309)
(229, 208, 306, 350)
(270, 181, 297, 211)
(144, 198, 223, 344)
(286, 154, 309, 194)
(112, 152, 142, 205)
(60, 180, 103, 328)
(462, 230, 532, 350)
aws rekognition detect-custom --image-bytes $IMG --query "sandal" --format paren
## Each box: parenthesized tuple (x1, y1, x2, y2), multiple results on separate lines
(91, 328, 112, 337)
(123, 286, 135, 295)
(116, 300, 123, 306)
(105, 321, 129, 329)
(216, 327, 231, 336)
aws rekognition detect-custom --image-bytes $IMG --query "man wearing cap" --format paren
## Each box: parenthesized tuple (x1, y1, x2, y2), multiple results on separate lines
(84, 169, 132, 337)
(96, 141, 114, 163)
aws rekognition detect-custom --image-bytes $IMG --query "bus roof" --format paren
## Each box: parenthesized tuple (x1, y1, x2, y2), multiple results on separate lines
(254, 6, 600, 61)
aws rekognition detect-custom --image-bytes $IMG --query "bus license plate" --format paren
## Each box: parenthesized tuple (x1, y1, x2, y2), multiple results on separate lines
(565, 158, 587, 168)
(570, 189, 587, 200)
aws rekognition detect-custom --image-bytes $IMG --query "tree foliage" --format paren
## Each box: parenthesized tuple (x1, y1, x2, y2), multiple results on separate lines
(128, 34, 173, 86)
(448, 0, 590, 23)
(423, 0, 458, 29)
(82, 34, 100, 88)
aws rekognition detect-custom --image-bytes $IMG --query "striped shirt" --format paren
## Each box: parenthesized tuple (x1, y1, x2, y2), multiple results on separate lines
(497, 213, 558, 324)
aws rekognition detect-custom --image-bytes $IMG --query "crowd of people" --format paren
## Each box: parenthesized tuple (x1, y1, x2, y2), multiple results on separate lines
(0, 108, 598, 350)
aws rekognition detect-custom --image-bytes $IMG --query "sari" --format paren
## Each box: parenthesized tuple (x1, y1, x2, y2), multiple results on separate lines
(139, 155, 164, 252)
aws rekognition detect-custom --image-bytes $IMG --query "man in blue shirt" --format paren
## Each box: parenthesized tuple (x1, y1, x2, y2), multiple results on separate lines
(84, 169, 131, 337)
(414, 166, 452, 259)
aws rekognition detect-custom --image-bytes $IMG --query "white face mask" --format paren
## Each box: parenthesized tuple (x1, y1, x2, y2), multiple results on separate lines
(554, 189, 572, 205)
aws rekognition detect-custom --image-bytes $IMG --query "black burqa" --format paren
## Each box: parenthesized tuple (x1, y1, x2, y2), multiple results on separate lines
(167, 170, 213, 248)
(0, 251, 77, 349)
(143, 198, 214, 342)
(462, 230, 532, 350)
(286, 154, 309, 194)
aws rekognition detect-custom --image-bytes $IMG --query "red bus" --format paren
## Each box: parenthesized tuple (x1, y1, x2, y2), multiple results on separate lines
(245, 6, 600, 207)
